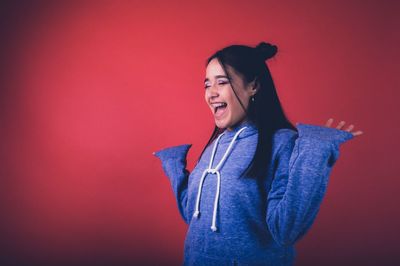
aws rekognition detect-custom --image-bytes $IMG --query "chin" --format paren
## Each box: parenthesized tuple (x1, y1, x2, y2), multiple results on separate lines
(214, 120, 226, 129)
(212, 110, 233, 129)
(215, 119, 233, 130)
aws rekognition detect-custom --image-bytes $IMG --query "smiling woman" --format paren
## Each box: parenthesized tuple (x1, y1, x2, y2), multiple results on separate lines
(154, 42, 362, 265)
(200, 43, 297, 180)
(204, 60, 254, 130)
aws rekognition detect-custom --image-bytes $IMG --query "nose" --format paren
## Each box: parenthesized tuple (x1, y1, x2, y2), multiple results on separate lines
(206, 83, 219, 100)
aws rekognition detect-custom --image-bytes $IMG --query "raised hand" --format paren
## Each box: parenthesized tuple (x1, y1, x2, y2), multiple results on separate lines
(325, 118, 363, 137)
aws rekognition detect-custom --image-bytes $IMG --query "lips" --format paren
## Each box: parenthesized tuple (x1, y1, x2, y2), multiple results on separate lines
(211, 102, 227, 113)
(210, 102, 227, 118)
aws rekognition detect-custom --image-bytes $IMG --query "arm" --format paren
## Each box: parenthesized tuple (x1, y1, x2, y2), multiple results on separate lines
(266, 123, 354, 247)
(153, 144, 192, 224)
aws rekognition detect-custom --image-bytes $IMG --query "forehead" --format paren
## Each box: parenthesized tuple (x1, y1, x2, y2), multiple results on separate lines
(205, 58, 243, 83)
(206, 58, 226, 77)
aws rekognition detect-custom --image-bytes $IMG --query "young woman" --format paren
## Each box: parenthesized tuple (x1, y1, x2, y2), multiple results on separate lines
(153, 42, 363, 265)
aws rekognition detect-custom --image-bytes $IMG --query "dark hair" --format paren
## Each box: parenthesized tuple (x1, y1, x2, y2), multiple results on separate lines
(198, 42, 297, 180)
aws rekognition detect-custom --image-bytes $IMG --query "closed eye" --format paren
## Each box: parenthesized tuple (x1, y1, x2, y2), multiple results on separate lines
(204, 79, 229, 89)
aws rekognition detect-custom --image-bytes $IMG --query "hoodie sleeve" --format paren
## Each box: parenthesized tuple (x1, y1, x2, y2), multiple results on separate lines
(153, 144, 192, 224)
(266, 123, 354, 247)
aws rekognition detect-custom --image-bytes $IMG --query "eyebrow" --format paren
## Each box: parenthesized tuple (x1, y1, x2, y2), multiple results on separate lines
(204, 75, 229, 83)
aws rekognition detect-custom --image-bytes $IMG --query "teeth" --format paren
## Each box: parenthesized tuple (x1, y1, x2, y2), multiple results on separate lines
(211, 102, 227, 113)
(211, 102, 227, 108)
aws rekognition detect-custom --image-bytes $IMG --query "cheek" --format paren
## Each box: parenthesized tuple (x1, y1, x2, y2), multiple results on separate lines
(224, 89, 236, 105)
(227, 91, 247, 113)
(227, 98, 241, 117)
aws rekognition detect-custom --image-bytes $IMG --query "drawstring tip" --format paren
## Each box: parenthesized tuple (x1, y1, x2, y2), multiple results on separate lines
(211, 226, 217, 232)
(193, 211, 200, 218)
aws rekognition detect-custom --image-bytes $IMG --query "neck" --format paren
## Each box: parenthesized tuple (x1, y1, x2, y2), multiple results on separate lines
(226, 119, 250, 131)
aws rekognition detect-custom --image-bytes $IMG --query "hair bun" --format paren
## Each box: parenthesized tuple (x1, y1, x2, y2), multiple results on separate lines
(255, 42, 278, 60)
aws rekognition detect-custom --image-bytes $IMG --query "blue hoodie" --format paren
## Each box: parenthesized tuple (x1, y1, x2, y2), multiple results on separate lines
(154, 120, 353, 265)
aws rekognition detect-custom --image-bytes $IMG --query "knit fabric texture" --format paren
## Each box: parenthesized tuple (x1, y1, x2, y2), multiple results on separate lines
(154, 121, 353, 265)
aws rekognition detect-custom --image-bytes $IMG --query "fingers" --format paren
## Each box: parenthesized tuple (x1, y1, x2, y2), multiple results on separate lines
(326, 118, 364, 137)
(345, 124, 354, 132)
(336, 120, 346, 130)
(326, 118, 349, 130)
(351, 130, 364, 136)
(325, 118, 334, 127)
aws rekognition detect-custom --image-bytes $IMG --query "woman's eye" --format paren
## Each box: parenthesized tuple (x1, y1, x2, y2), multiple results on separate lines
(204, 80, 228, 89)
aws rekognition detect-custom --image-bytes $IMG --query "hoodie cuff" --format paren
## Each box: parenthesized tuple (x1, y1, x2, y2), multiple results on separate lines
(296, 123, 354, 146)
(153, 144, 192, 161)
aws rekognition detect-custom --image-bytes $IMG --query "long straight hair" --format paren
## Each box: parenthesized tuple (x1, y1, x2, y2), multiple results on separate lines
(198, 42, 297, 180)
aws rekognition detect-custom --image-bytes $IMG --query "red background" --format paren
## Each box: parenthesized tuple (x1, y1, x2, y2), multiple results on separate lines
(0, 1, 398, 265)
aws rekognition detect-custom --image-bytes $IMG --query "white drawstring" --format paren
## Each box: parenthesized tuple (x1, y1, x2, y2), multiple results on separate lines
(193, 126, 247, 232)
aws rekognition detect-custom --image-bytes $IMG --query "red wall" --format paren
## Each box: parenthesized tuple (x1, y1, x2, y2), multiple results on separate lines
(0, 1, 398, 265)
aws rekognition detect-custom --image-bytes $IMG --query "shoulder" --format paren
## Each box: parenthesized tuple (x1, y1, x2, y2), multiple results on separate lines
(273, 128, 298, 140)
(271, 128, 298, 156)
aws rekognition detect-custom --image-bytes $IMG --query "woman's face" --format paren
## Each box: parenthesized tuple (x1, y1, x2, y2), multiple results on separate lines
(204, 58, 257, 131)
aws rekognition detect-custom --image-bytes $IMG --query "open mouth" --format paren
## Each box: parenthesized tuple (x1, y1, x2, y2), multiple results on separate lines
(211, 102, 227, 117)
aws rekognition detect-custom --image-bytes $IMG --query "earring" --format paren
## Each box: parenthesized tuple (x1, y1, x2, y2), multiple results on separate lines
(251, 96, 255, 102)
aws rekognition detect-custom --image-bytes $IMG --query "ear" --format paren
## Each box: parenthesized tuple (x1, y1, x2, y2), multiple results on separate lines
(248, 78, 259, 96)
